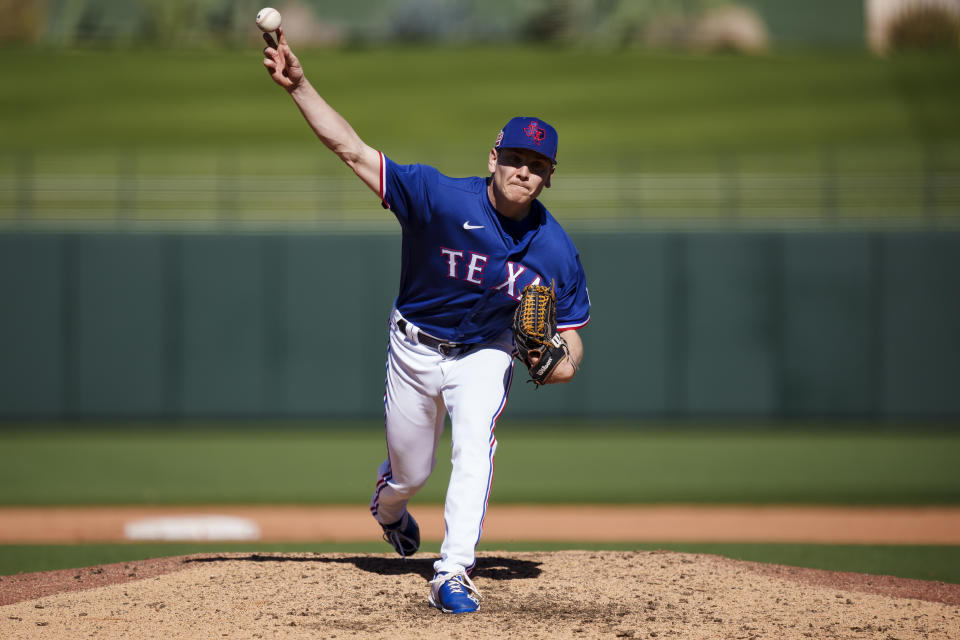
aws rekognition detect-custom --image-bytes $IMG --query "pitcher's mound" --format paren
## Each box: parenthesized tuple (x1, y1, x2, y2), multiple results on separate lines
(2, 550, 959, 639)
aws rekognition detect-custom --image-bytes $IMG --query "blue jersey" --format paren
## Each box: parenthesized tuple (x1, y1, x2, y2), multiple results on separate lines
(377, 152, 590, 344)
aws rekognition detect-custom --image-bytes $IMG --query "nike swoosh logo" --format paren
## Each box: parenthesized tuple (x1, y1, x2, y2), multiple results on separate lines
(463, 221, 485, 230)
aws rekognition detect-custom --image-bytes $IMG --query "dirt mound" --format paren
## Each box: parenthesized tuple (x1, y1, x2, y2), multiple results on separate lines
(2, 551, 959, 639)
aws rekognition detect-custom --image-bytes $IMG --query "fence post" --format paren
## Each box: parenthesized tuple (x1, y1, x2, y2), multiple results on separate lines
(162, 235, 183, 418)
(923, 141, 937, 225)
(117, 149, 138, 226)
(620, 153, 641, 220)
(665, 233, 687, 416)
(720, 150, 739, 223)
(16, 150, 34, 225)
(261, 235, 286, 415)
(60, 234, 79, 418)
(218, 153, 236, 228)
(768, 233, 787, 417)
(821, 145, 838, 224)
(868, 233, 886, 418)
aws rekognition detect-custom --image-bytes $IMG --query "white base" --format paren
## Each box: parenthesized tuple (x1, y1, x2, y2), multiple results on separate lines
(123, 515, 261, 541)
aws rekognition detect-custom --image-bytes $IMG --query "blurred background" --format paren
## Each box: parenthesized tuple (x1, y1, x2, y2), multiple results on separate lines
(0, 0, 958, 421)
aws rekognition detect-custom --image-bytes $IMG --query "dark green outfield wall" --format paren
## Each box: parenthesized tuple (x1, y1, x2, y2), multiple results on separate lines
(1, 231, 958, 419)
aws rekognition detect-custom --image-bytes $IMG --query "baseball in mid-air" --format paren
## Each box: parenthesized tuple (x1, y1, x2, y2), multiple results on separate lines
(256, 7, 282, 32)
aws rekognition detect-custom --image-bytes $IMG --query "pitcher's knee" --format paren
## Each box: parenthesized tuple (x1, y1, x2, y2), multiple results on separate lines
(390, 471, 432, 498)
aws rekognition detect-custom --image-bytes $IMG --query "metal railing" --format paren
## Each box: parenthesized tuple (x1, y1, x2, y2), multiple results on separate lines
(2, 148, 958, 233)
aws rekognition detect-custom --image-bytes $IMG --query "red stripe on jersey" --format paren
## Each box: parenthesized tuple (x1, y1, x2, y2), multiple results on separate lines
(559, 316, 591, 331)
(378, 150, 389, 209)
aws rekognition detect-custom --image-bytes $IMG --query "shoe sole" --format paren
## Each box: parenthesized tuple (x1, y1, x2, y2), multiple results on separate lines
(382, 515, 420, 557)
(382, 529, 419, 557)
(393, 544, 418, 557)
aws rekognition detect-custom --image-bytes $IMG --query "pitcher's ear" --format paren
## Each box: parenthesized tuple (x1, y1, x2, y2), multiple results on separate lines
(488, 148, 498, 174)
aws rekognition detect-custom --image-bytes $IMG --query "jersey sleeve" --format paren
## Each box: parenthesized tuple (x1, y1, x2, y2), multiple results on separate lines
(378, 152, 437, 228)
(556, 253, 591, 331)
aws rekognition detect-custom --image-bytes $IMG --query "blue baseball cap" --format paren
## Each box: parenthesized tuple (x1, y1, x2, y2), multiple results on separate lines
(494, 116, 558, 164)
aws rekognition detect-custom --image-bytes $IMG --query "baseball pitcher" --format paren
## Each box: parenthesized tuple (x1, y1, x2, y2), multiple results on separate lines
(262, 28, 590, 614)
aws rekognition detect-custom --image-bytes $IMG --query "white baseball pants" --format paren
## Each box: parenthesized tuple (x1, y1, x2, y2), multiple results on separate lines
(370, 308, 514, 575)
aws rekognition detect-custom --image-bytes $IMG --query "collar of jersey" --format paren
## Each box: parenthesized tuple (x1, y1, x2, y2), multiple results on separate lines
(480, 183, 545, 250)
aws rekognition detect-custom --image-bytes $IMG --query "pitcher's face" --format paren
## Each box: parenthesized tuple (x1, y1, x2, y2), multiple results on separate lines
(488, 147, 554, 209)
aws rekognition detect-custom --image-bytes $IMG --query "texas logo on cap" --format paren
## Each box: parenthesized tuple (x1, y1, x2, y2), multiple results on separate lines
(523, 120, 547, 145)
(494, 116, 558, 163)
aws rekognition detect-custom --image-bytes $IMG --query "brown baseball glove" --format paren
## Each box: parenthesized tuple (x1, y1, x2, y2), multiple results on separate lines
(513, 282, 569, 386)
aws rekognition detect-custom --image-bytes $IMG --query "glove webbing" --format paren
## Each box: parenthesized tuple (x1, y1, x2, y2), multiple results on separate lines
(516, 284, 554, 342)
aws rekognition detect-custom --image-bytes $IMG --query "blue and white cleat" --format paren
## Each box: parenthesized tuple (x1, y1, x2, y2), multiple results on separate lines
(380, 511, 420, 558)
(428, 570, 481, 614)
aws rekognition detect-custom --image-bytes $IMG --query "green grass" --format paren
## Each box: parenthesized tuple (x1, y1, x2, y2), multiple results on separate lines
(1, 423, 958, 584)
(2, 542, 958, 584)
(2, 47, 957, 227)
(1, 422, 958, 505)
(1, 46, 958, 174)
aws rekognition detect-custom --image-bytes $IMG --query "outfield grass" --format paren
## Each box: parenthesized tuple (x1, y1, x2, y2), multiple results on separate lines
(2, 47, 957, 227)
(1, 423, 958, 582)
(1, 46, 957, 174)
(2, 542, 958, 584)
(1, 422, 958, 505)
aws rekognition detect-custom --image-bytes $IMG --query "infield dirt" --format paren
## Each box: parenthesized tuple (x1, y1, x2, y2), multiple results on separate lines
(2, 550, 959, 639)
(3, 504, 960, 544)
(2, 506, 960, 638)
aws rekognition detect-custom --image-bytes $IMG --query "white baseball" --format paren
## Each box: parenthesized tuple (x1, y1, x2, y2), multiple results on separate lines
(256, 7, 282, 32)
